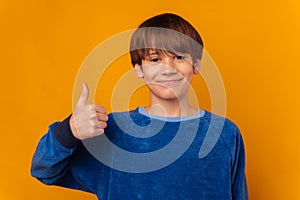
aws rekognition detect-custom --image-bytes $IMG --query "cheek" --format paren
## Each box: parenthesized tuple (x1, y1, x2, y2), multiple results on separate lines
(178, 68, 194, 81)
(142, 68, 160, 82)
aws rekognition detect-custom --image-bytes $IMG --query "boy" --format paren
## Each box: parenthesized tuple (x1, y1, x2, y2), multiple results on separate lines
(31, 13, 248, 199)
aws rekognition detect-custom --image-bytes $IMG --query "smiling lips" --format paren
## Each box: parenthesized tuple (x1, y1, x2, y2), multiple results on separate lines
(156, 78, 183, 85)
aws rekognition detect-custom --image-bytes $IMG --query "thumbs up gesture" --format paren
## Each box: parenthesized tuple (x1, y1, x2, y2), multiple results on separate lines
(70, 83, 108, 140)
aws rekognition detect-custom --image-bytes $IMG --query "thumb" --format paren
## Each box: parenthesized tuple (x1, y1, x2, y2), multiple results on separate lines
(77, 82, 89, 106)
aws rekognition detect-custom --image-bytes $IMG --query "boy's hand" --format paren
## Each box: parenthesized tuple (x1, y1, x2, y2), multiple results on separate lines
(70, 83, 108, 140)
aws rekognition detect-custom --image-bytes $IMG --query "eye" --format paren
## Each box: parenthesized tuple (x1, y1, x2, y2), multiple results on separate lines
(150, 58, 159, 62)
(175, 55, 185, 60)
(150, 57, 160, 62)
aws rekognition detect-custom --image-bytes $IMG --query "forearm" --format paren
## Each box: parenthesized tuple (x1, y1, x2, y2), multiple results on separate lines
(31, 116, 79, 185)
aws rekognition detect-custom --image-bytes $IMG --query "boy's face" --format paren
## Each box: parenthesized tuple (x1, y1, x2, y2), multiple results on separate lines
(135, 49, 200, 101)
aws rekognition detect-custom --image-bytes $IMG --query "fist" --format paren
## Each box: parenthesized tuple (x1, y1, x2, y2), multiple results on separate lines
(70, 83, 108, 140)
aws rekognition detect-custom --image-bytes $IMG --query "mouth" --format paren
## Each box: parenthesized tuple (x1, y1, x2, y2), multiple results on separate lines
(156, 78, 183, 85)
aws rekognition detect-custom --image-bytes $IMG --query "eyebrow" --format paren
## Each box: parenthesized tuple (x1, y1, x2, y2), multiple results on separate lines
(145, 52, 159, 59)
(146, 50, 187, 58)
(148, 52, 158, 56)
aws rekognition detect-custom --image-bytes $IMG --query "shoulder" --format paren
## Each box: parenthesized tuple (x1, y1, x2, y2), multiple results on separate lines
(107, 108, 150, 128)
(201, 110, 241, 136)
(105, 108, 148, 139)
(107, 107, 141, 120)
(199, 110, 244, 158)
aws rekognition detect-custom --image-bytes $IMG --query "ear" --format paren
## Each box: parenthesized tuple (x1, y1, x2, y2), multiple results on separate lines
(193, 59, 201, 74)
(134, 64, 144, 78)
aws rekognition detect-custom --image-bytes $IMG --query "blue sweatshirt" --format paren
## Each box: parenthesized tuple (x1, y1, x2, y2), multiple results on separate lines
(31, 107, 248, 200)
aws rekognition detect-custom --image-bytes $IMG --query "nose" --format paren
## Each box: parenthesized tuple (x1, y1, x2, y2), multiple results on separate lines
(161, 57, 177, 75)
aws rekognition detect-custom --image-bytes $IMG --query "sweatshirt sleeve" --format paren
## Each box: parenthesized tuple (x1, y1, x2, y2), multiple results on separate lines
(53, 114, 80, 148)
(30, 116, 93, 193)
(231, 128, 249, 200)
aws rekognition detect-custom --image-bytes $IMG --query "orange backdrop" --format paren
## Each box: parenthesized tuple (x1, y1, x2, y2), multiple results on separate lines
(1, 0, 300, 199)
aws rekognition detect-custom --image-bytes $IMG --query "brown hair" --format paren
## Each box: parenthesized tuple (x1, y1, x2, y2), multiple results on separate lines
(130, 13, 204, 66)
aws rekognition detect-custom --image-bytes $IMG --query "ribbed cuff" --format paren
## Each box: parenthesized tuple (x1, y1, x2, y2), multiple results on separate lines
(54, 114, 80, 148)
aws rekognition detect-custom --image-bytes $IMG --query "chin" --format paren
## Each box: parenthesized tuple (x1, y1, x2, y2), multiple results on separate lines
(148, 84, 187, 101)
(154, 88, 185, 101)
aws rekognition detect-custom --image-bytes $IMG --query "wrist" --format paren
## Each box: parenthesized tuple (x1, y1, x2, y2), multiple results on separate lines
(54, 114, 80, 148)
(70, 115, 80, 139)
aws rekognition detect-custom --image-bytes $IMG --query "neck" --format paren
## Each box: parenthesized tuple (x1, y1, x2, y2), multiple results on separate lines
(146, 95, 198, 117)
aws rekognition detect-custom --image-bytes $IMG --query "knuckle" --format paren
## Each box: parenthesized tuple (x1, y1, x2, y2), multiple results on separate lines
(89, 120, 98, 127)
(97, 106, 107, 113)
(97, 113, 108, 121)
(101, 122, 107, 128)
(87, 104, 96, 110)
(88, 111, 97, 119)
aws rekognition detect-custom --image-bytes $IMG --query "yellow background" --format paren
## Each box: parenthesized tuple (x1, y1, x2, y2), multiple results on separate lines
(1, 0, 300, 199)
